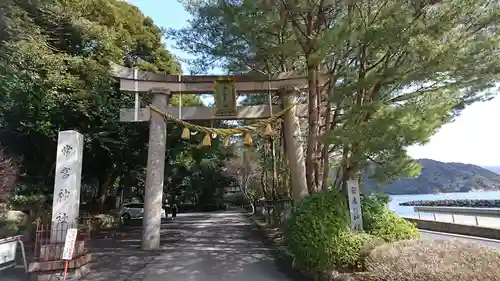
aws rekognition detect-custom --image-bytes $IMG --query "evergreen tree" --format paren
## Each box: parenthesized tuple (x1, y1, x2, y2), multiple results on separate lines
(173, 0, 500, 193)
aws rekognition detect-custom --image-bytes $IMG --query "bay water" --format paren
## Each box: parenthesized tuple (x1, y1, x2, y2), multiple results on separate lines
(388, 191, 500, 228)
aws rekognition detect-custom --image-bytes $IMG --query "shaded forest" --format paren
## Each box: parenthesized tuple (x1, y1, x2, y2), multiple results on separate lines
(0, 0, 234, 212)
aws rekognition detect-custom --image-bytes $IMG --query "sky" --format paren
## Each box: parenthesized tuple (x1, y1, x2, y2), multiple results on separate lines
(126, 0, 500, 167)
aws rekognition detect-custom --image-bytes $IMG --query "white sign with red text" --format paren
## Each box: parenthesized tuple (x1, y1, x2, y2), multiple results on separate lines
(61, 228, 78, 260)
(0, 238, 17, 268)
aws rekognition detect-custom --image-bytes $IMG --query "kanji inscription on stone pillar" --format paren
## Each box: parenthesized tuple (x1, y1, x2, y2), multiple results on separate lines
(51, 130, 84, 243)
(347, 178, 363, 231)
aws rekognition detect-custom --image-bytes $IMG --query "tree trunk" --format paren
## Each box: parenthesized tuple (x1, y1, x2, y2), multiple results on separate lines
(280, 90, 308, 201)
(96, 164, 119, 208)
(305, 60, 319, 194)
(321, 101, 334, 191)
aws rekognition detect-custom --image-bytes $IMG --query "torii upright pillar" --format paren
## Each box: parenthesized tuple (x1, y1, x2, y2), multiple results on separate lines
(142, 88, 169, 250)
(120, 88, 170, 250)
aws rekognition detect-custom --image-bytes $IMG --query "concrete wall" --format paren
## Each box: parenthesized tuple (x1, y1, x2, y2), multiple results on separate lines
(405, 217, 500, 240)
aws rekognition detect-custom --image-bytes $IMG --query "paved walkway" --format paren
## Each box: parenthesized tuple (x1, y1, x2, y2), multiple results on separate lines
(82, 210, 297, 281)
(124, 211, 296, 281)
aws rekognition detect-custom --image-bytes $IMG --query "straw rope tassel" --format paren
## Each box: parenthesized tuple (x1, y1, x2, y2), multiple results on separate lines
(148, 101, 298, 137)
(223, 136, 230, 147)
(264, 123, 273, 136)
(181, 127, 190, 140)
(244, 132, 253, 146)
(202, 133, 212, 146)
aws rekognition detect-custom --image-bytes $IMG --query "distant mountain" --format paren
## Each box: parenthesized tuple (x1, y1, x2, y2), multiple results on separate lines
(364, 159, 500, 195)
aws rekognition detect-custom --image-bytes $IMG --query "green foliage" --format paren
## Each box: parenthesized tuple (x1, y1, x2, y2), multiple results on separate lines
(361, 193, 390, 225)
(0, 0, 179, 193)
(367, 211, 420, 243)
(362, 194, 420, 242)
(174, 0, 500, 191)
(0, 209, 28, 238)
(9, 194, 48, 206)
(0, 219, 22, 238)
(286, 191, 420, 272)
(286, 191, 374, 271)
(0, 0, 231, 208)
(327, 231, 376, 270)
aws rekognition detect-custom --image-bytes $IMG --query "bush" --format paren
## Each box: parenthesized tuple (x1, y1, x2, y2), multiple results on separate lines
(92, 213, 121, 229)
(358, 237, 385, 269)
(328, 231, 377, 270)
(0, 219, 22, 238)
(286, 191, 376, 272)
(0, 210, 30, 238)
(364, 239, 500, 281)
(362, 194, 420, 242)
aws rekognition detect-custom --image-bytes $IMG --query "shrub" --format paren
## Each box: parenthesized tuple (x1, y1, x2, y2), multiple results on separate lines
(286, 191, 376, 271)
(358, 237, 385, 269)
(0, 219, 22, 238)
(86, 213, 121, 230)
(364, 239, 500, 281)
(328, 231, 377, 270)
(362, 194, 420, 242)
(361, 193, 390, 227)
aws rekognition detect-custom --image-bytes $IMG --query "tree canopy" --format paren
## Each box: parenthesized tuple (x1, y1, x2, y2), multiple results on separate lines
(173, 0, 500, 194)
(0, 0, 233, 210)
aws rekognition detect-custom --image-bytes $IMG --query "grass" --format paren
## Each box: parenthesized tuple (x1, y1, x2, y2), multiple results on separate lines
(359, 239, 500, 281)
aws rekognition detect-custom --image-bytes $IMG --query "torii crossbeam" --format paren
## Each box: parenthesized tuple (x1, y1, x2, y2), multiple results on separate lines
(112, 64, 311, 250)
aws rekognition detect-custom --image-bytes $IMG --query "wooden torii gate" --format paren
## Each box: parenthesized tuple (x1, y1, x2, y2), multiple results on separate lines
(113, 64, 309, 250)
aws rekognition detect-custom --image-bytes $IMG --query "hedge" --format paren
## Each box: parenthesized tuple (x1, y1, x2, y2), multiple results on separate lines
(286, 191, 421, 273)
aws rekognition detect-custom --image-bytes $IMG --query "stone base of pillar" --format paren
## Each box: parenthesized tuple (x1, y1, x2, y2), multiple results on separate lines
(28, 241, 91, 281)
(29, 262, 91, 281)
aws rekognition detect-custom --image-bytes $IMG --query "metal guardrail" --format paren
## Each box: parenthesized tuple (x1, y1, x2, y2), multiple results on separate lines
(0, 235, 27, 272)
(414, 206, 500, 226)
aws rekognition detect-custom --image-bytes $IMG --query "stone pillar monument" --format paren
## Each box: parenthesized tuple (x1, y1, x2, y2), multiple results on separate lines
(51, 130, 84, 243)
(347, 179, 363, 231)
(142, 89, 169, 250)
(29, 130, 90, 281)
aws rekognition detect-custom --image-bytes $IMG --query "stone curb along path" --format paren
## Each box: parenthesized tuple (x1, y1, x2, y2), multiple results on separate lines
(249, 215, 364, 281)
